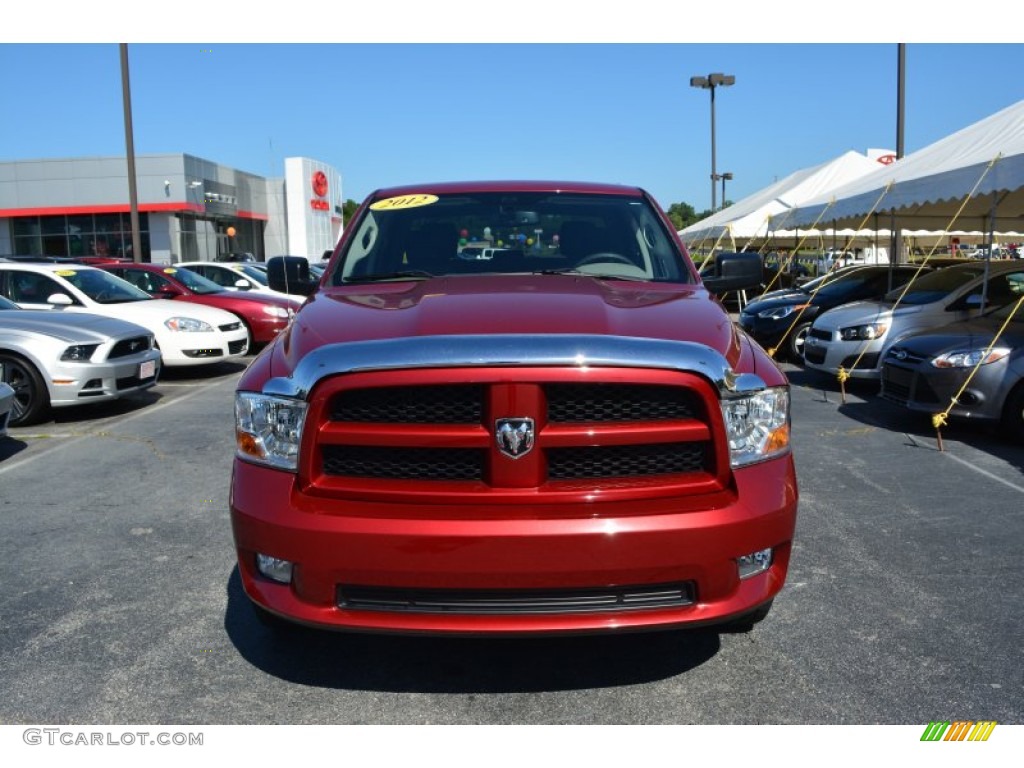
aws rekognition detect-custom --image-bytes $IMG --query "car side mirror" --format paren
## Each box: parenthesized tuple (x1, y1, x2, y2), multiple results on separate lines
(156, 285, 183, 298)
(47, 293, 73, 306)
(234, 279, 251, 290)
(702, 252, 764, 295)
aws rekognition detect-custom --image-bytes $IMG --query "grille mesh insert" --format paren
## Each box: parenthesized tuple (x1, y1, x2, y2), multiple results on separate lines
(546, 383, 700, 422)
(548, 442, 707, 479)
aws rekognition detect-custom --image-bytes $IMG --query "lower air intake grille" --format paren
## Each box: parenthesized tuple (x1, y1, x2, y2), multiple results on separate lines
(337, 582, 695, 614)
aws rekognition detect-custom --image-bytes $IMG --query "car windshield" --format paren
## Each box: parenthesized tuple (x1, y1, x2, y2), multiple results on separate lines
(164, 267, 224, 295)
(333, 191, 691, 284)
(235, 265, 269, 285)
(886, 265, 984, 305)
(59, 268, 152, 303)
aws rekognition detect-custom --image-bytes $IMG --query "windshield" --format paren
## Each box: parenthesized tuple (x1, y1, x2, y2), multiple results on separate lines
(60, 268, 152, 304)
(163, 267, 224, 295)
(333, 191, 690, 284)
(887, 265, 984, 305)
(235, 265, 269, 285)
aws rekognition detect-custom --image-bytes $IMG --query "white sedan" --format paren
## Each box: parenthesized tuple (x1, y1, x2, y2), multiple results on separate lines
(0, 263, 249, 367)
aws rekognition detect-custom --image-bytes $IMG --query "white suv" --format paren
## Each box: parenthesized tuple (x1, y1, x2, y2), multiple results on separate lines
(0, 263, 250, 367)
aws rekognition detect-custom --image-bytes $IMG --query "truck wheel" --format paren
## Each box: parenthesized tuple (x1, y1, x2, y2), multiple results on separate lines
(0, 353, 49, 427)
(787, 322, 811, 362)
(1002, 383, 1024, 443)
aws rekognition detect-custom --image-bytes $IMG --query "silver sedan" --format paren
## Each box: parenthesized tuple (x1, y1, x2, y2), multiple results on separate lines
(0, 295, 161, 426)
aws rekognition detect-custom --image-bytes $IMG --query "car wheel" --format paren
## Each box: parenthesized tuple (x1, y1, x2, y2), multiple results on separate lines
(1002, 383, 1024, 443)
(787, 322, 812, 362)
(0, 353, 49, 427)
(718, 598, 774, 633)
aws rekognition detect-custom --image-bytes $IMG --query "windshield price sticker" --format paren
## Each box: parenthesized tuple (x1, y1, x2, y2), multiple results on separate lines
(370, 194, 439, 212)
(55, 270, 78, 277)
(163, 268, 177, 274)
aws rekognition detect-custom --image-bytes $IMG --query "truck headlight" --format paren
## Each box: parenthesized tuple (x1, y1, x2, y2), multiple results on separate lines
(235, 393, 307, 471)
(165, 316, 214, 332)
(721, 386, 791, 467)
(931, 347, 1010, 369)
(840, 322, 888, 341)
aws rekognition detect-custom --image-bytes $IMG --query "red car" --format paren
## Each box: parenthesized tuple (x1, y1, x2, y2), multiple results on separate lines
(102, 263, 296, 348)
(232, 181, 797, 636)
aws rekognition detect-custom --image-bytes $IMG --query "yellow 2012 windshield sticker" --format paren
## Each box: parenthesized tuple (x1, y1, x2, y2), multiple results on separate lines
(370, 194, 439, 212)
(55, 270, 78, 277)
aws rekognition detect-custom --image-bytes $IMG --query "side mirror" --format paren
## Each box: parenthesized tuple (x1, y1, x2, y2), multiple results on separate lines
(234, 279, 251, 290)
(47, 293, 74, 307)
(702, 252, 764, 295)
(267, 256, 318, 296)
(156, 285, 183, 298)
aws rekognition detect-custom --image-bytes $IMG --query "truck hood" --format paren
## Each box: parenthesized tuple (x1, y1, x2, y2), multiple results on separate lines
(272, 275, 742, 373)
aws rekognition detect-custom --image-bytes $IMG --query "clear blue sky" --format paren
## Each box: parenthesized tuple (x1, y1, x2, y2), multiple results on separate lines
(3, 27, 1022, 214)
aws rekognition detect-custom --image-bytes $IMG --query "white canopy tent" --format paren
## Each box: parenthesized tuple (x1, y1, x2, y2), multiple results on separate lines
(679, 150, 890, 247)
(775, 99, 1024, 233)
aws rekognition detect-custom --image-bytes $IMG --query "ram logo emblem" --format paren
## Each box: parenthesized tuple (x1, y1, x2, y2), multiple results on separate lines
(495, 418, 535, 459)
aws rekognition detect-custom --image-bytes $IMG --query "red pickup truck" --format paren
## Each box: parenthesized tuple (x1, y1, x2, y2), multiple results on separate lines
(230, 181, 797, 635)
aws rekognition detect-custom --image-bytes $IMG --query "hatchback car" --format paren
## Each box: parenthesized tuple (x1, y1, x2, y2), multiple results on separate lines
(177, 261, 302, 304)
(0, 294, 160, 426)
(880, 295, 1024, 441)
(804, 261, 1024, 380)
(0, 263, 249, 367)
(102, 263, 295, 348)
(740, 265, 927, 361)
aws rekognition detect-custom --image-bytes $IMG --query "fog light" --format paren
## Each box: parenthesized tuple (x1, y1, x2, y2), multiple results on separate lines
(256, 553, 293, 584)
(737, 548, 773, 580)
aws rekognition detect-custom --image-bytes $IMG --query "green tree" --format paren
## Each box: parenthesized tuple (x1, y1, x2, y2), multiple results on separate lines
(665, 202, 713, 231)
(342, 199, 360, 225)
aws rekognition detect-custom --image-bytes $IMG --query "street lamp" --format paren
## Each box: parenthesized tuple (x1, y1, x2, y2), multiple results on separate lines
(719, 172, 733, 208)
(690, 73, 736, 212)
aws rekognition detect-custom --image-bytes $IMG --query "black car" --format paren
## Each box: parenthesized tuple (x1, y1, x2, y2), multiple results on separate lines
(739, 264, 928, 361)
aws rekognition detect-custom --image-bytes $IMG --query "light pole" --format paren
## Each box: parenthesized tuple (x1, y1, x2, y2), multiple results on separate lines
(690, 73, 735, 212)
(719, 172, 733, 208)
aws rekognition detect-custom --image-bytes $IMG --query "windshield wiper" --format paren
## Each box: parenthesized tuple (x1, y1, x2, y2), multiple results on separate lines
(534, 268, 649, 282)
(342, 270, 435, 283)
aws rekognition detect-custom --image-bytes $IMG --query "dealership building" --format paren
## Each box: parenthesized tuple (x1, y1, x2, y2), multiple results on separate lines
(0, 154, 343, 264)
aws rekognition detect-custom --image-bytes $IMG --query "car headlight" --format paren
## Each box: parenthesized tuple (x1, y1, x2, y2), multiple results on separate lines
(757, 304, 809, 320)
(235, 393, 307, 471)
(261, 305, 292, 318)
(840, 322, 888, 341)
(165, 316, 214, 332)
(720, 386, 791, 468)
(60, 343, 100, 362)
(931, 347, 1011, 369)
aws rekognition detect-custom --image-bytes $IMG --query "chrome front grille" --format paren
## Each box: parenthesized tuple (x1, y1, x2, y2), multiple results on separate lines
(314, 374, 723, 499)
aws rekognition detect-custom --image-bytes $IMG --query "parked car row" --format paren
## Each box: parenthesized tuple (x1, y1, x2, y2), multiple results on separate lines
(0, 258, 308, 427)
(739, 260, 1024, 440)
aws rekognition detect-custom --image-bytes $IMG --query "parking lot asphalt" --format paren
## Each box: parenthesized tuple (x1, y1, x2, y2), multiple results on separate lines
(0, 357, 1021, 725)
